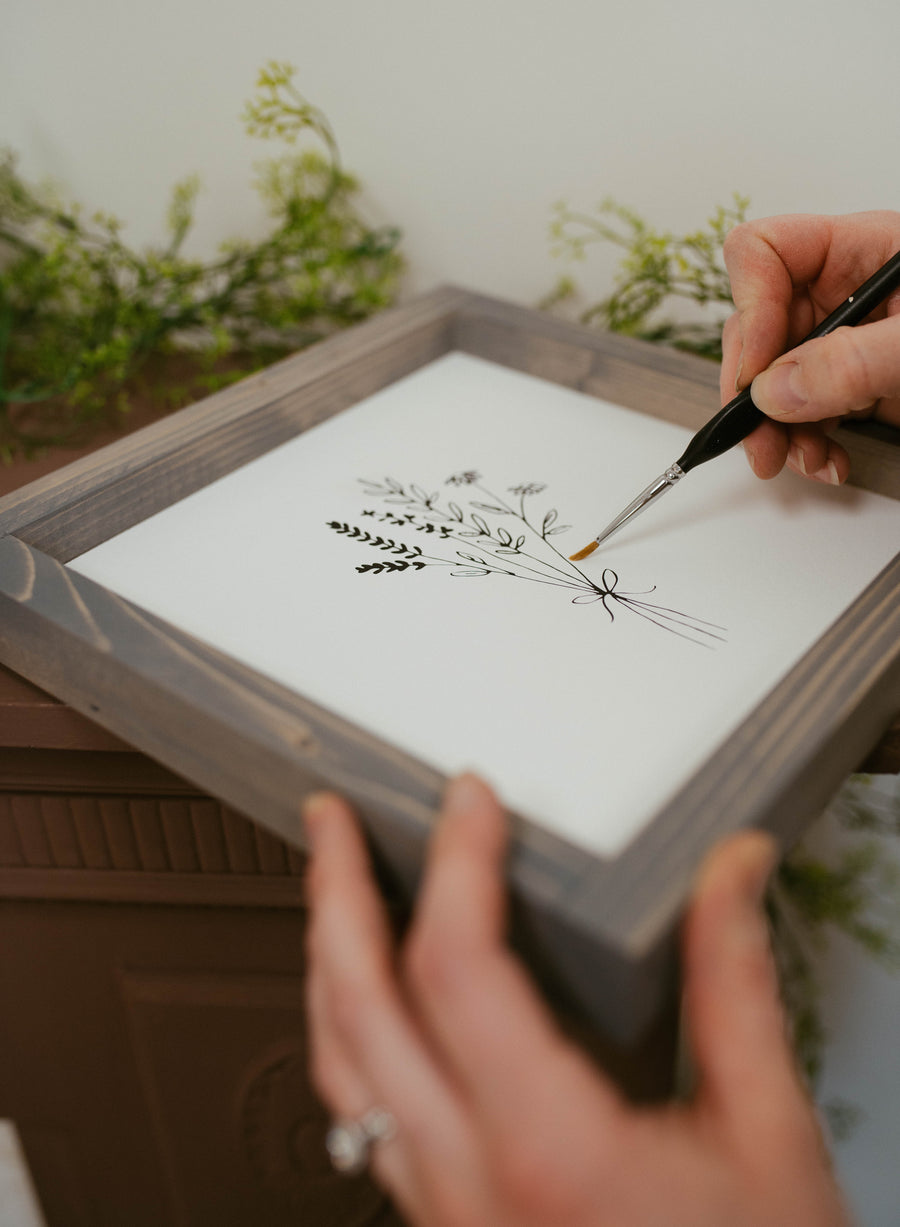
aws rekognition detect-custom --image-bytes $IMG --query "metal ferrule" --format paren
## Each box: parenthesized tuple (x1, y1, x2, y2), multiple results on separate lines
(592, 462, 684, 548)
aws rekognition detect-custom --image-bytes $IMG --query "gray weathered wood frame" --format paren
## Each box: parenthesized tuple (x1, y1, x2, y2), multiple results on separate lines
(1, 286, 899, 1045)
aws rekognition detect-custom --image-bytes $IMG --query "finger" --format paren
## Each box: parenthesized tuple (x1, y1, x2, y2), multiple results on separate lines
(723, 221, 798, 383)
(876, 395, 900, 429)
(723, 212, 900, 386)
(783, 423, 850, 485)
(404, 774, 552, 1085)
(303, 792, 398, 1011)
(307, 956, 445, 1221)
(742, 418, 852, 483)
(750, 315, 900, 425)
(403, 775, 623, 1142)
(304, 794, 395, 1118)
(303, 793, 474, 1215)
(306, 957, 374, 1118)
(720, 312, 743, 399)
(742, 417, 789, 480)
(784, 423, 829, 480)
(682, 832, 805, 1133)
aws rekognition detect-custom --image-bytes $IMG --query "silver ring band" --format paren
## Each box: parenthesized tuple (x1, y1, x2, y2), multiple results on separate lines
(326, 1106, 397, 1176)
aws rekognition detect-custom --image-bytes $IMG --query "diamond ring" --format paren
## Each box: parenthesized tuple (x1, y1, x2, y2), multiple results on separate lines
(325, 1106, 397, 1176)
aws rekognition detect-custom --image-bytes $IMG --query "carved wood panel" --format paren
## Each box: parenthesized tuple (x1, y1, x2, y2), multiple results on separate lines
(122, 970, 397, 1226)
(0, 897, 403, 1227)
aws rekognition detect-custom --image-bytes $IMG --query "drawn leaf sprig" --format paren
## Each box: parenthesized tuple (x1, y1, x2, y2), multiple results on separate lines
(327, 521, 423, 558)
(327, 475, 726, 647)
(356, 558, 427, 574)
(470, 501, 509, 514)
(541, 508, 571, 537)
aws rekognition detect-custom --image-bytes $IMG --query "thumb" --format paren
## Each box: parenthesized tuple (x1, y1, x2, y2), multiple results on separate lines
(749, 314, 900, 423)
(681, 832, 804, 1129)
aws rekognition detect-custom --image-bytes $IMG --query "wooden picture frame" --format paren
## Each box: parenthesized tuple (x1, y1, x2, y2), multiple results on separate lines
(2, 286, 899, 1048)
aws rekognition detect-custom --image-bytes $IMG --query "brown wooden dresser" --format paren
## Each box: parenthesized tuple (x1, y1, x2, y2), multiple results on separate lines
(0, 663, 403, 1227)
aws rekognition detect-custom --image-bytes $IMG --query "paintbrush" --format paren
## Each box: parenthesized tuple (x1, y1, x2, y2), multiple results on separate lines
(570, 248, 900, 562)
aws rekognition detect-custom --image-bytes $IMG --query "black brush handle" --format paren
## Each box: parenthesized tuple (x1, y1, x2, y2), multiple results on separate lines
(676, 249, 900, 474)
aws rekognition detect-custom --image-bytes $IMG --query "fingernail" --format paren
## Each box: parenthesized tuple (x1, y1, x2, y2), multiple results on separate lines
(811, 459, 841, 486)
(751, 362, 808, 418)
(787, 443, 807, 476)
(443, 773, 486, 817)
(739, 833, 778, 913)
(302, 792, 332, 847)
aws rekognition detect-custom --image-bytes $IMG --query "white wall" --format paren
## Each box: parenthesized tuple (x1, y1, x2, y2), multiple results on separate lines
(4, 0, 899, 305)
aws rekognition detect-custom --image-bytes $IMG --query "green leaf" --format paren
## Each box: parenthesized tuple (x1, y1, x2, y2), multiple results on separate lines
(545, 193, 751, 362)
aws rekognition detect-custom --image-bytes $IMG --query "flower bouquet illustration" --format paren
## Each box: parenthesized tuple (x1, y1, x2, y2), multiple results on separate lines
(327, 471, 725, 646)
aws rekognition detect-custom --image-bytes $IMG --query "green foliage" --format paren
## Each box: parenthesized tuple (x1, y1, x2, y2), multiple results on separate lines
(0, 61, 403, 459)
(765, 780, 900, 1135)
(829, 772, 900, 838)
(544, 195, 750, 360)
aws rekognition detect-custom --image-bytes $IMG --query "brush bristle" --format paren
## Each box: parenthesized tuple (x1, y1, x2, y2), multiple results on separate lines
(569, 540, 599, 561)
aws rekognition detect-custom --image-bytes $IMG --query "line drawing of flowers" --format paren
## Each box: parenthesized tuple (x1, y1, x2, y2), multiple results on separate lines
(327, 474, 726, 647)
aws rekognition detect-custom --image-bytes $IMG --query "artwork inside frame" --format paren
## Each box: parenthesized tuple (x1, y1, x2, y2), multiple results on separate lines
(1, 286, 899, 1045)
(67, 351, 900, 861)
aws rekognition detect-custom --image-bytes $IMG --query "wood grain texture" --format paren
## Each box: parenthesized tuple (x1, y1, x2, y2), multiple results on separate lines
(0, 287, 898, 1044)
(0, 867, 307, 908)
(453, 291, 722, 428)
(839, 418, 900, 498)
(0, 664, 131, 751)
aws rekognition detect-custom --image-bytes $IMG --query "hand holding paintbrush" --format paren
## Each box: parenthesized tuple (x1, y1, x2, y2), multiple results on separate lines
(571, 213, 900, 560)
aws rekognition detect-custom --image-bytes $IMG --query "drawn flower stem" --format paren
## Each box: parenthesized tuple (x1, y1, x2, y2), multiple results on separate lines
(441, 530, 591, 592)
(354, 476, 593, 589)
(361, 477, 592, 590)
(608, 593, 726, 643)
(338, 476, 726, 647)
(472, 481, 598, 589)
